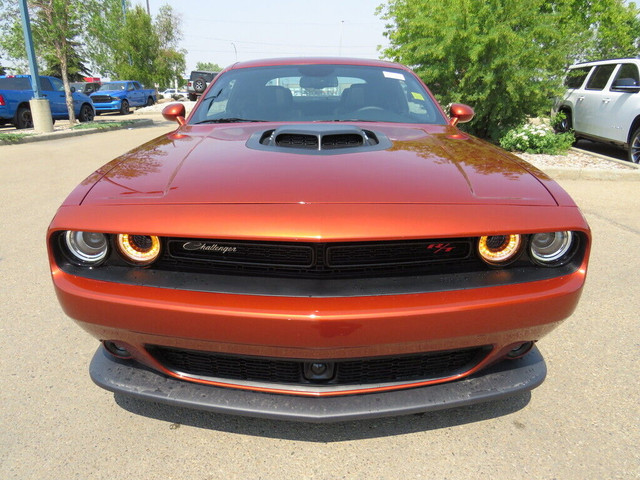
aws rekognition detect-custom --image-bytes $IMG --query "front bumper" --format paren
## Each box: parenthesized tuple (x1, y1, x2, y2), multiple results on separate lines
(93, 100, 122, 112)
(90, 345, 546, 423)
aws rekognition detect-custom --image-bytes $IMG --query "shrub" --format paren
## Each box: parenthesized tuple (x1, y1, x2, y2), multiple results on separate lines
(499, 123, 574, 155)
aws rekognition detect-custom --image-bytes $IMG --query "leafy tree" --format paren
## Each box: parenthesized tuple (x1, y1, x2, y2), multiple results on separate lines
(86, 2, 186, 87)
(195, 61, 223, 72)
(154, 4, 187, 88)
(378, 0, 640, 140)
(0, 0, 87, 123)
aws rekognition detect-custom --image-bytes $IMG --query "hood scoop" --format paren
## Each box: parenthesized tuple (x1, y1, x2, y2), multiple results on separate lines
(247, 124, 392, 155)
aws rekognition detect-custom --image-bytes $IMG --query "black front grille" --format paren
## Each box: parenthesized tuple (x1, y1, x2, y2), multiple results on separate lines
(148, 346, 490, 387)
(90, 95, 112, 103)
(158, 238, 475, 279)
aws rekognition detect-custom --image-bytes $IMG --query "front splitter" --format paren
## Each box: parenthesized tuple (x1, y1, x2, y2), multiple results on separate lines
(90, 347, 546, 423)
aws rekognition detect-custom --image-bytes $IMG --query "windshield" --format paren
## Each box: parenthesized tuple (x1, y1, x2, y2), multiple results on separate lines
(189, 64, 446, 125)
(98, 82, 126, 91)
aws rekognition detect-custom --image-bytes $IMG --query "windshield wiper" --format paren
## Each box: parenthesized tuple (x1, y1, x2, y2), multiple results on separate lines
(195, 118, 266, 124)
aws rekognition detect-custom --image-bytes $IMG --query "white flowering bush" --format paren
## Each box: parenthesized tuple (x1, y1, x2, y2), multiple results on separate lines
(499, 123, 574, 155)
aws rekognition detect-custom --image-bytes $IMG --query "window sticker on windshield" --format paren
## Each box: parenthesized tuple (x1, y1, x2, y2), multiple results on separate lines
(411, 92, 425, 100)
(383, 71, 405, 81)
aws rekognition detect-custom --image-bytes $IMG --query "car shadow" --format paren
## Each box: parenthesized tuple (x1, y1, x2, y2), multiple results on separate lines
(114, 390, 531, 441)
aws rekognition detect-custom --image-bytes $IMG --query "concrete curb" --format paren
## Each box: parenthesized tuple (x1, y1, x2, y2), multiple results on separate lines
(0, 118, 156, 146)
(570, 146, 640, 169)
(540, 166, 640, 181)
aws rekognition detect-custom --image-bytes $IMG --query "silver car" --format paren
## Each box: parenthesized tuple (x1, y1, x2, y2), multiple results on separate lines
(555, 58, 640, 163)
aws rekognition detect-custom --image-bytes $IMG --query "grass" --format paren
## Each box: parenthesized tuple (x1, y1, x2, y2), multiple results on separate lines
(71, 119, 137, 130)
(0, 132, 33, 144)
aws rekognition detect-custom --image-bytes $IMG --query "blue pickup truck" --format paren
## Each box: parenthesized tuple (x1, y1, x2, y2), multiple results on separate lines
(90, 81, 157, 115)
(0, 75, 95, 129)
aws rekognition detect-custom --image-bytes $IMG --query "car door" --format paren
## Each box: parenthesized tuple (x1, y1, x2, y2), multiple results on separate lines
(40, 77, 67, 117)
(597, 63, 640, 143)
(131, 82, 145, 106)
(579, 64, 617, 138)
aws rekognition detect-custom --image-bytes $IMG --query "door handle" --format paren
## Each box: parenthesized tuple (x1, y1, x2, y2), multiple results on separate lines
(602, 98, 611, 104)
(577, 96, 585, 102)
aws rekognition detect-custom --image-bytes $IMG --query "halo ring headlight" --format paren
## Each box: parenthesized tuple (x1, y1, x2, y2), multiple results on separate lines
(116, 234, 161, 265)
(64, 231, 108, 265)
(530, 231, 574, 265)
(478, 234, 522, 265)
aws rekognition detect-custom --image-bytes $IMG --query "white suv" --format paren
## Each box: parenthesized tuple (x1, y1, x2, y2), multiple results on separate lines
(555, 58, 640, 163)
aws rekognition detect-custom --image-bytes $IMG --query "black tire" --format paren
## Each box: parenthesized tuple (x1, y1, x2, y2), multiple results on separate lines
(15, 105, 33, 129)
(78, 103, 95, 123)
(629, 127, 640, 164)
(146, 96, 155, 106)
(193, 77, 207, 93)
(188, 93, 197, 102)
(119, 99, 130, 115)
(555, 109, 572, 133)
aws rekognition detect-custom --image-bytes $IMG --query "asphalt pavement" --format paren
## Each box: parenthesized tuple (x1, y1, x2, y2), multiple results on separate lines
(0, 124, 638, 479)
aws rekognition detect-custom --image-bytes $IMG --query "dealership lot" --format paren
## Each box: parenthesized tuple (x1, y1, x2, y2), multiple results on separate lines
(0, 125, 638, 479)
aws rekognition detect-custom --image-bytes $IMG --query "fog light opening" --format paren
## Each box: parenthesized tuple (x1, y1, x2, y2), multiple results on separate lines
(303, 362, 335, 382)
(103, 341, 133, 359)
(506, 341, 534, 360)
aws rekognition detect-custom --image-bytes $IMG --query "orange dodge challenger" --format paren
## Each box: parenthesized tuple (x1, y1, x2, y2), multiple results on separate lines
(47, 58, 590, 422)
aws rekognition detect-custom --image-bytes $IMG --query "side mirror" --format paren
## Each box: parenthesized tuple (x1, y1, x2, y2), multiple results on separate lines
(162, 103, 187, 125)
(70, 86, 76, 93)
(449, 103, 474, 126)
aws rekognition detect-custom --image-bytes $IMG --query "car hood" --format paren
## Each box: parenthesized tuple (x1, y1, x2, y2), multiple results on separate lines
(91, 90, 124, 96)
(81, 124, 557, 206)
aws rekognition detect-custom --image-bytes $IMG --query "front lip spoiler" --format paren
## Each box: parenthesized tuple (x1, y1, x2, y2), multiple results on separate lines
(90, 346, 546, 423)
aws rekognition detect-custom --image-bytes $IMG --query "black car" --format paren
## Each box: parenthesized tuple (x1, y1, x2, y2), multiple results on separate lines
(71, 82, 101, 95)
(187, 70, 218, 101)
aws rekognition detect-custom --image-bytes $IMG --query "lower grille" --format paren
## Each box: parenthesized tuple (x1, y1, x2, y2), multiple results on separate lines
(147, 346, 490, 387)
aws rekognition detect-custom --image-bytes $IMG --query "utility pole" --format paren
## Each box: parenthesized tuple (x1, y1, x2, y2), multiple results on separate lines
(18, 0, 53, 132)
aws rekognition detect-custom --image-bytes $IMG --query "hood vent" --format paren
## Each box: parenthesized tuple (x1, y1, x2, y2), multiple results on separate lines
(247, 124, 391, 155)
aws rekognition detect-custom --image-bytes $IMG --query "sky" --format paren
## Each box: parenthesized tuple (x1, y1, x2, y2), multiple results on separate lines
(136, 0, 391, 74)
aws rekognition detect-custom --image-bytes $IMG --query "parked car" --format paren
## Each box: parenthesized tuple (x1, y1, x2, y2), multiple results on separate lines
(555, 57, 640, 163)
(0, 75, 95, 128)
(159, 88, 186, 100)
(90, 80, 156, 115)
(186, 70, 218, 101)
(70, 81, 101, 95)
(47, 58, 591, 422)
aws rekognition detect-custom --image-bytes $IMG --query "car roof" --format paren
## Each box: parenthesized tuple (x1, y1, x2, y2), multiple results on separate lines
(570, 57, 640, 68)
(226, 57, 409, 71)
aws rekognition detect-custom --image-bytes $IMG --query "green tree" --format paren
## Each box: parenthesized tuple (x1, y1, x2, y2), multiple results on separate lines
(378, 0, 640, 140)
(154, 4, 187, 88)
(86, 2, 186, 87)
(195, 61, 223, 72)
(0, 0, 88, 123)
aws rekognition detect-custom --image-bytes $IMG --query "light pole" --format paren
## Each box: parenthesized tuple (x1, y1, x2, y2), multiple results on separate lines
(18, 0, 53, 132)
(231, 42, 238, 62)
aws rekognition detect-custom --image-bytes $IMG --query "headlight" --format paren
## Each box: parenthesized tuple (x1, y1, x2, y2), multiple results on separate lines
(529, 231, 574, 266)
(64, 231, 108, 265)
(116, 234, 161, 265)
(478, 234, 522, 265)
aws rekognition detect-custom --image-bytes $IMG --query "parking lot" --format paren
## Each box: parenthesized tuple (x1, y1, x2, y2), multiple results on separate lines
(0, 124, 638, 479)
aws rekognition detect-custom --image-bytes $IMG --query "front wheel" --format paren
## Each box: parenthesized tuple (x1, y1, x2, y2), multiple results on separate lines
(78, 104, 95, 123)
(15, 105, 33, 129)
(629, 127, 640, 164)
(119, 100, 130, 115)
(554, 109, 572, 133)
